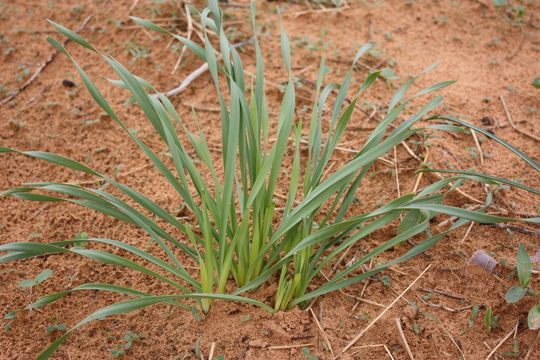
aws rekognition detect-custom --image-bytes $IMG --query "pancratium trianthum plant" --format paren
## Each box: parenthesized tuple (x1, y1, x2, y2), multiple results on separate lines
(1, 1, 539, 358)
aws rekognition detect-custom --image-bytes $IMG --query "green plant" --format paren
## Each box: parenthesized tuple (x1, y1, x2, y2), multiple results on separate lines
(504, 243, 540, 330)
(109, 331, 146, 358)
(45, 324, 66, 333)
(1, 1, 539, 358)
(18, 269, 53, 288)
(484, 306, 499, 334)
(533, 77, 540, 89)
(492, 0, 528, 25)
(302, 346, 319, 360)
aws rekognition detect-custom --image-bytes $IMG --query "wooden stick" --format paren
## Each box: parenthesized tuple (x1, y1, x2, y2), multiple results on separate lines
(524, 330, 540, 360)
(310, 307, 335, 357)
(0, 16, 93, 107)
(128, 0, 140, 14)
(334, 264, 431, 359)
(395, 318, 415, 360)
(171, 4, 193, 74)
(470, 129, 484, 165)
(500, 95, 540, 142)
(394, 146, 401, 198)
(485, 322, 518, 359)
(159, 38, 254, 97)
(208, 342, 216, 360)
(268, 343, 313, 350)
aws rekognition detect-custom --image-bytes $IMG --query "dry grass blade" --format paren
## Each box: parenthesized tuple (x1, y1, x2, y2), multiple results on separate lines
(334, 264, 432, 359)
(0, 15, 93, 107)
(268, 343, 313, 350)
(349, 344, 395, 359)
(309, 307, 335, 357)
(171, 4, 193, 74)
(470, 129, 484, 165)
(500, 95, 540, 142)
(485, 322, 518, 359)
(395, 318, 415, 360)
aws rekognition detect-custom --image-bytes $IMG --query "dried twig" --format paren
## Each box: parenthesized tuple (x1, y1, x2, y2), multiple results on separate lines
(334, 264, 431, 359)
(481, 223, 540, 237)
(158, 37, 254, 97)
(524, 330, 540, 360)
(412, 146, 429, 193)
(470, 129, 484, 165)
(0, 15, 93, 107)
(500, 95, 540, 142)
(460, 222, 475, 244)
(128, 0, 140, 14)
(268, 343, 313, 350)
(171, 4, 193, 74)
(208, 342, 216, 360)
(394, 146, 401, 198)
(419, 288, 464, 300)
(349, 344, 395, 359)
(486, 322, 518, 359)
(395, 318, 415, 360)
(506, 30, 525, 61)
(310, 308, 334, 357)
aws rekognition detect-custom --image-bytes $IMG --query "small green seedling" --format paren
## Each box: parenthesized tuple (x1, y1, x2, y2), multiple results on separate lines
(532, 77, 540, 89)
(504, 243, 540, 330)
(109, 331, 146, 358)
(484, 307, 498, 334)
(18, 269, 53, 288)
(302, 347, 319, 360)
(46, 324, 66, 333)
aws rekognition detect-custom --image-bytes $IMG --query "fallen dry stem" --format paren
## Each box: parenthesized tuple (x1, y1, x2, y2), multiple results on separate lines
(524, 330, 540, 360)
(395, 318, 416, 360)
(499, 95, 540, 142)
(485, 322, 518, 359)
(334, 264, 432, 359)
(470, 129, 484, 165)
(309, 307, 334, 357)
(268, 343, 313, 350)
(0, 16, 93, 107)
(349, 344, 395, 359)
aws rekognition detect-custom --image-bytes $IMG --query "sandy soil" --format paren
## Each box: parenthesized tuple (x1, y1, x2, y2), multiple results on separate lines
(1, 0, 540, 359)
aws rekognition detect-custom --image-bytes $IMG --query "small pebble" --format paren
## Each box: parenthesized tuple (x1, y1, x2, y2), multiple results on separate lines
(62, 80, 76, 87)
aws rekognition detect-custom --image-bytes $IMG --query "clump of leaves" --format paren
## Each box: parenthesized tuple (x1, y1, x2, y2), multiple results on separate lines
(504, 243, 540, 330)
(1, 1, 539, 359)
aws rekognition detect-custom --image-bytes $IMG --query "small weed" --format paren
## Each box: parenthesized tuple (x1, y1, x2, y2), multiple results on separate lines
(3, 47, 14, 56)
(46, 324, 66, 333)
(484, 307, 499, 334)
(18, 269, 53, 288)
(504, 243, 540, 330)
(379, 275, 392, 287)
(459, 305, 479, 336)
(15, 66, 30, 82)
(7, 119, 25, 129)
(302, 347, 319, 360)
(109, 331, 146, 358)
(124, 41, 150, 63)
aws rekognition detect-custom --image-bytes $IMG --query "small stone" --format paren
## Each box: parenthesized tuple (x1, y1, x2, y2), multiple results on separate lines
(248, 339, 267, 348)
(62, 80, 76, 87)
